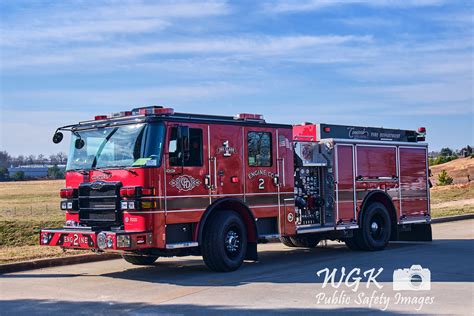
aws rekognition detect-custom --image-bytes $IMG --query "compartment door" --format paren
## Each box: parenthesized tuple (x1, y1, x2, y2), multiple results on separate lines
(399, 147, 429, 218)
(335, 144, 356, 223)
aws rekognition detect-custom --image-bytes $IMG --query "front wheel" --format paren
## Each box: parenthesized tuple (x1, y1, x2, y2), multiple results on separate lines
(202, 210, 247, 272)
(280, 236, 296, 247)
(122, 254, 159, 265)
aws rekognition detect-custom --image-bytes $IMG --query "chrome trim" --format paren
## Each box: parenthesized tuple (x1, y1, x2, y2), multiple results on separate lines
(166, 241, 199, 249)
(400, 218, 431, 224)
(336, 224, 359, 230)
(397, 146, 402, 218)
(332, 138, 428, 147)
(351, 144, 357, 220)
(258, 234, 280, 239)
(335, 144, 339, 221)
(297, 226, 335, 234)
(276, 129, 281, 234)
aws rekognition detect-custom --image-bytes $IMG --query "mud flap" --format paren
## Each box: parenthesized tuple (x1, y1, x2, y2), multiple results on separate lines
(245, 242, 258, 261)
(398, 223, 432, 242)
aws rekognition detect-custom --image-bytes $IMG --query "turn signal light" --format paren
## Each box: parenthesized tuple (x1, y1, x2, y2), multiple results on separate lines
(120, 186, 155, 197)
(60, 188, 77, 199)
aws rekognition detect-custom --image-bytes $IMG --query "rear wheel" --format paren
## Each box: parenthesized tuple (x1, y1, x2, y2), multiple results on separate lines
(122, 254, 159, 265)
(202, 210, 247, 272)
(356, 202, 392, 251)
(280, 236, 296, 247)
(289, 235, 320, 248)
(344, 236, 362, 251)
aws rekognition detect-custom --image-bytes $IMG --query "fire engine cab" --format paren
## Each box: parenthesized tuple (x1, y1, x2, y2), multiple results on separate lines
(41, 106, 431, 271)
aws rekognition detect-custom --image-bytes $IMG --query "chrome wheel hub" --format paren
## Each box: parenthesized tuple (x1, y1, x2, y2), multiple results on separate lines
(225, 230, 240, 253)
(371, 221, 379, 233)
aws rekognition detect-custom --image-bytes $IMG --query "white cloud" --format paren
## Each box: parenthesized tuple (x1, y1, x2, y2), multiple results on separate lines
(0, 1, 230, 47)
(1, 19, 170, 47)
(2, 82, 259, 108)
(264, 0, 446, 13)
(1, 35, 372, 69)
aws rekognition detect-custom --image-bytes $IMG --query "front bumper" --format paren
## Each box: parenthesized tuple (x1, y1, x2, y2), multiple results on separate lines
(39, 228, 153, 251)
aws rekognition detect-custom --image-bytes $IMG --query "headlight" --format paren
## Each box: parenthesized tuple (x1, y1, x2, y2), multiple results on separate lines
(41, 233, 50, 245)
(107, 236, 114, 248)
(117, 235, 131, 248)
(97, 232, 107, 249)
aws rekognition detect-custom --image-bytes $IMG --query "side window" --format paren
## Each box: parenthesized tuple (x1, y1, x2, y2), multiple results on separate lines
(247, 131, 272, 167)
(168, 127, 203, 167)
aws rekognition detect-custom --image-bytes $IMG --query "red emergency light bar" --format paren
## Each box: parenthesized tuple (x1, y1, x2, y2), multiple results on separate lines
(134, 106, 174, 116)
(94, 115, 108, 120)
(109, 111, 132, 118)
(235, 113, 265, 121)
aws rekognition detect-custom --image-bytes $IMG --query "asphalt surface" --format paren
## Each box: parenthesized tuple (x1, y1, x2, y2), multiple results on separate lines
(1, 220, 473, 315)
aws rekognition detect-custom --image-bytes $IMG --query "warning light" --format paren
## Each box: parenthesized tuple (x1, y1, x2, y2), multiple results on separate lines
(324, 127, 331, 133)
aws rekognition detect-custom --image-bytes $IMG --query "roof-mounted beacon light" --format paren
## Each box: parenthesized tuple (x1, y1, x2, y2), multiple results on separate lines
(235, 113, 265, 122)
(417, 127, 426, 142)
(109, 111, 133, 118)
(94, 115, 108, 120)
(132, 105, 174, 116)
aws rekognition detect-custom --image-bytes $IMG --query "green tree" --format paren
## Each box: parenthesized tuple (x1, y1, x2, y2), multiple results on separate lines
(437, 170, 453, 186)
(48, 165, 65, 179)
(440, 147, 454, 157)
(0, 167, 8, 181)
(11, 171, 25, 181)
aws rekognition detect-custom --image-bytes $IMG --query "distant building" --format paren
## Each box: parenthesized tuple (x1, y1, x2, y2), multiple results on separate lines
(7, 165, 66, 178)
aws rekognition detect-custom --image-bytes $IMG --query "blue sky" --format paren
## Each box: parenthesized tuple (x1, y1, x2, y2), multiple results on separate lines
(0, 0, 472, 156)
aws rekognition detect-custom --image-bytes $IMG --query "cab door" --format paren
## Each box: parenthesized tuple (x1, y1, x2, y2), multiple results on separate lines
(163, 123, 210, 213)
(243, 127, 280, 221)
(208, 124, 244, 200)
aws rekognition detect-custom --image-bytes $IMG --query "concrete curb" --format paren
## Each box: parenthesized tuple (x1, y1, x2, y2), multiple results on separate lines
(431, 213, 474, 224)
(1, 215, 472, 274)
(0, 253, 120, 274)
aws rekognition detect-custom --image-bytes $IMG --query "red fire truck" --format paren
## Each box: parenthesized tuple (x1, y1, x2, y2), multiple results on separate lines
(41, 106, 431, 271)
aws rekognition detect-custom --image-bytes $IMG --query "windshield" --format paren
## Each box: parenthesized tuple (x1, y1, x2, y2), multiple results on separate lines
(66, 123, 165, 171)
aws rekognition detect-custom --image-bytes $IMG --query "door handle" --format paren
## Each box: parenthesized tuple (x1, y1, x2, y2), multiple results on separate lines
(204, 174, 212, 190)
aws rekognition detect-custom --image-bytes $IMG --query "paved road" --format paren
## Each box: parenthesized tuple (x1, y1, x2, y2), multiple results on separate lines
(1, 220, 473, 315)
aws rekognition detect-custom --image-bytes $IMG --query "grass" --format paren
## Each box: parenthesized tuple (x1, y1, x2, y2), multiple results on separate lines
(0, 180, 64, 219)
(429, 183, 474, 218)
(0, 179, 472, 264)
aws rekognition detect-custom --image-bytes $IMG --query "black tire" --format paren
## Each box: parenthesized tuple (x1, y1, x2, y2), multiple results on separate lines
(356, 202, 392, 251)
(289, 235, 320, 248)
(122, 254, 159, 265)
(202, 210, 247, 272)
(280, 236, 296, 247)
(344, 237, 362, 251)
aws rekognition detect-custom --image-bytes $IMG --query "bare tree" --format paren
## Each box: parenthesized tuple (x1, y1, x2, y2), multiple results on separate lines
(56, 152, 67, 164)
(0, 151, 11, 168)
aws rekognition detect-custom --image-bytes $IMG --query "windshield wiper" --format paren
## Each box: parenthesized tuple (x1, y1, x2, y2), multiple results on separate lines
(91, 127, 119, 169)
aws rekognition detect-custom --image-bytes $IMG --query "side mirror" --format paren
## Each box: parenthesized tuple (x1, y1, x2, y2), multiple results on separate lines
(52, 131, 64, 144)
(75, 138, 85, 149)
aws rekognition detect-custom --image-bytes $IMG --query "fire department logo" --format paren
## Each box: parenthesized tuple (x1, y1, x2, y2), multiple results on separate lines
(170, 175, 202, 191)
(216, 140, 236, 157)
